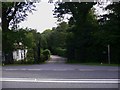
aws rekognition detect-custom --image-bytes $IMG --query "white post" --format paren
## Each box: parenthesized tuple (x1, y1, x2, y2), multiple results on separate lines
(108, 44, 110, 64)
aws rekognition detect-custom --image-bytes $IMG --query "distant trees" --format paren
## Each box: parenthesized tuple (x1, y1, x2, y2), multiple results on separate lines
(41, 29, 53, 50)
(41, 22, 68, 57)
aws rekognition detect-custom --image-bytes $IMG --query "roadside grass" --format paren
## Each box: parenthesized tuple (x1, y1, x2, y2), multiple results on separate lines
(66, 60, 119, 66)
(2, 62, 46, 66)
(2, 63, 46, 66)
(2, 63, 33, 66)
(0, 62, 3, 66)
(80, 63, 120, 66)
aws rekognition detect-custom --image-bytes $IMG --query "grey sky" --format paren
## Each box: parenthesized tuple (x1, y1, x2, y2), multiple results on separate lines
(19, 1, 109, 33)
(19, 2, 57, 33)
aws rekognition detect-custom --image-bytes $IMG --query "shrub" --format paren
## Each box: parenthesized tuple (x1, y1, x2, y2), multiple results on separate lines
(26, 49, 34, 60)
(42, 49, 51, 61)
(26, 59, 34, 64)
(55, 47, 66, 57)
(14, 60, 22, 64)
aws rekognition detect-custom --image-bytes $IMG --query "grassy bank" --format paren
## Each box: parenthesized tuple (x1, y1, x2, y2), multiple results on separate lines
(66, 60, 119, 66)
(2, 62, 47, 66)
(80, 63, 119, 66)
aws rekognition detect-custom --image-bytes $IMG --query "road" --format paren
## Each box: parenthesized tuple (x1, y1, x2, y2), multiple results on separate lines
(1, 55, 120, 89)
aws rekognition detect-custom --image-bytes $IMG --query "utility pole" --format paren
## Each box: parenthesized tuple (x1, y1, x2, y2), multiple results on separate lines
(108, 44, 110, 64)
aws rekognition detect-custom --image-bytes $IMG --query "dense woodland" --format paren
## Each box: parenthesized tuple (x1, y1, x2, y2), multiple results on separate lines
(1, 1, 120, 64)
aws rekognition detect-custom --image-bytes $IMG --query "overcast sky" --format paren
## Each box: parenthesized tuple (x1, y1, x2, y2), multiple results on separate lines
(19, 2, 58, 33)
(19, 1, 109, 33)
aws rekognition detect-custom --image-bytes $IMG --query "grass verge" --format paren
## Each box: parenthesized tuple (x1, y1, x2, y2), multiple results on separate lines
(66, 60, 119, 66)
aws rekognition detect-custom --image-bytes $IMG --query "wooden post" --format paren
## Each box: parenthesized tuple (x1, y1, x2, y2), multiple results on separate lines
(108, 44, 110, 64)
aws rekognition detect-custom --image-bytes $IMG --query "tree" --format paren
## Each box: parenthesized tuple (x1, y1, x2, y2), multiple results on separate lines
(54, 2, 97, 62)
(54, 2, 95, 26)
(0, 29, 1, 51)
(96, 2, 120, 63)
(41, 29, 53, 50)
(2, 2, 36, 31)
(53, 1, 119, 64)
(35, 32, 41, 63)
(9, 28, 42, 64)
(25, 29, 41, 64)
(2, 2, 36, 64)
(41, 22, 68, 57)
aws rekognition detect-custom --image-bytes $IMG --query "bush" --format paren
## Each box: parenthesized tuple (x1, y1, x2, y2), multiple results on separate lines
(54, 47, 66, 57)
(42, 49, 51, 61)
(14, 60, 22, 64)
(26, 49, 34, 61)
(26, 59, 34, 64)
(13, 59, 34, 64)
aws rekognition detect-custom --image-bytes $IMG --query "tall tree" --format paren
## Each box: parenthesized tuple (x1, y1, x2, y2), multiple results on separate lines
(54, 2, 96, 62)
(97, 2, 120, 63)
(2, 2, 35, 31)
(2, 2, 36, 64)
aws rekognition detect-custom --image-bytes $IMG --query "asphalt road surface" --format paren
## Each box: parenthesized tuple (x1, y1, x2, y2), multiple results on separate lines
(1, 55, 120, 89)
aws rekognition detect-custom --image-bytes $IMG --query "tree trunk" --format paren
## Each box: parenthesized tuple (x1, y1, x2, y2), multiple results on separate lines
(4, 52, 14, 64)
(37, 40, 41, 63)
(24, 47, 26, 63)
(33, 48, 36, 64)
(2, 17, 14, 64)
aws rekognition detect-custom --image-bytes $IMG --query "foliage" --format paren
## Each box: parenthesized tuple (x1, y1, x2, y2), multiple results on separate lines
(41, 29, 52, 49)
(0, 30, 1, 50)
(2, 2, 36, 30)
(54, 2, 96, 25)
(42, 49, 51, 61)
(41, 22, 68, 57)
(96, 2, 120, 63)
(2, 27, 42, 64)
(54, 2, 98, 63)
(53, 2, 119, 64)
(26, 49, 34, 63)
(23, 28, 41, 64)
(2, 1, 119, 65)
(54, 47, 66, 57)
(2, 1, 36, 64)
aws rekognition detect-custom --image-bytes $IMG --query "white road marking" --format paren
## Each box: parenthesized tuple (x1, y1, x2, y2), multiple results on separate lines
(52, 69, 74, 71)
(5, 69, 18, 71)
(4, 69, 75, 71)
(27, 69, 42, 71)
(1, 78, 120, 84)
(78, 69, 94, 71)
(4, 68, 119, 72)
